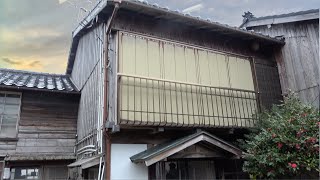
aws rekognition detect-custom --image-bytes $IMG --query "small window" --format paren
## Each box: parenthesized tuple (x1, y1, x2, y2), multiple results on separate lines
(10, 167, 39, 180)
(0, 92, 21, 138)
(43, 166, 68, 180)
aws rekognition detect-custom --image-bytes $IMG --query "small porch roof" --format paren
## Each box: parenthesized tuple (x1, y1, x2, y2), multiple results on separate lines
(68, 155, 102, 169)
(130, 131, 242, 166)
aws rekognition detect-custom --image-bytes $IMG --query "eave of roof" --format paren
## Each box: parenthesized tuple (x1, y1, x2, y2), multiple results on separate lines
(5, 154, 76, 161)
(241, 9, 319, 28)
(66, 0, 285, 74)
(0, 68, 80, 94)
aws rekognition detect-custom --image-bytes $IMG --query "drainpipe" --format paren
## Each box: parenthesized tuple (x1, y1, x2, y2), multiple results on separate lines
(103, 2, 120, 180)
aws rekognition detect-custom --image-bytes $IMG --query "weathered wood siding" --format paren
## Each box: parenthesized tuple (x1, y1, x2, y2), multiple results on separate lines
(0, 91, 79, 158)
(70, 24, 105, 156)
(248, 20, 319, 107)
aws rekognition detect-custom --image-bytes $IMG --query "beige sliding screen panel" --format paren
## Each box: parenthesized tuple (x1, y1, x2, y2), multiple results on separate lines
(118, 32, 257, 127)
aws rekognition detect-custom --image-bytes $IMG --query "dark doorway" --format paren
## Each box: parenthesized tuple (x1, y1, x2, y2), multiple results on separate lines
(149, 159, 248, 180)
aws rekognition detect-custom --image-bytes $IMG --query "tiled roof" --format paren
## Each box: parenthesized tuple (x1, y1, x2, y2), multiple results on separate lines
(249, 9, 319, 21)
(240, 9, 319, 28)
(0, 68, 79, 93)
(67, 0, 285, 74)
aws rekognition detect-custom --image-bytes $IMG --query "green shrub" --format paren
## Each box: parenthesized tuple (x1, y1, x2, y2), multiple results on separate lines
(241, 93, 319, 179)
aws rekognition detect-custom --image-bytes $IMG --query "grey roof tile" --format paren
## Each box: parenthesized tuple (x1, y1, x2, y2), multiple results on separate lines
(0, 68, 78, 93)
(250, 9, 319, 21)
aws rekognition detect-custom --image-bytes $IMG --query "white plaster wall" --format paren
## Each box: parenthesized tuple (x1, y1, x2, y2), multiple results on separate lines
(111, 144, 148, 180)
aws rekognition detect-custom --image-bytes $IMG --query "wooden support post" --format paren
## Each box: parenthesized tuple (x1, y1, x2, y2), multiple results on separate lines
(103, 2, 120, 180)
(105, 132, 111, 180)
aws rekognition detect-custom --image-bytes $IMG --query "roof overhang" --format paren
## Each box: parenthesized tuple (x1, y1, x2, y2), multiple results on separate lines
(0, 68, 80, 94)
(242, 9, 319, 28)
(4, 154, 75, 161)
(66, 0, 285, 74)
(68, 155, 102, 169)
(130, 131, 242, 166)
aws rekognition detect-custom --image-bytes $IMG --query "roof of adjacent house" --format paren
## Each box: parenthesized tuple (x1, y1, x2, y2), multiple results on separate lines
(0, 68, 79, 93)
(240, 9, 319, 28)
(66, 0, 285, 74)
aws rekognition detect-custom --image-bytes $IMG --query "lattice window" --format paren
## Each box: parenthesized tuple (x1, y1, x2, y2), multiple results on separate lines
(0, 92, 21, 138)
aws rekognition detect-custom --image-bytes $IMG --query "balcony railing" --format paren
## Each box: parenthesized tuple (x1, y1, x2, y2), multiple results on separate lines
(116, 73, 259, 128)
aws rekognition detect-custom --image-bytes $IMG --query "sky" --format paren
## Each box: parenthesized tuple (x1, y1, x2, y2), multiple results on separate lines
(0, 0, 319, 74)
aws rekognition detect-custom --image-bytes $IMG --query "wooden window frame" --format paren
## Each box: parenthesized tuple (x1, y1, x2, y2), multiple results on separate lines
(10, 166, 41, 180)
(0, 91, 22, 139)
(43, 165, 69, 180)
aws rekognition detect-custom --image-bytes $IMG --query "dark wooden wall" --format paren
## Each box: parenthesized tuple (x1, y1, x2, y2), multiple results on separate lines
(111, 11, 283, 110)
(248, 20, 319, 107)
(0, 90, 79, 160)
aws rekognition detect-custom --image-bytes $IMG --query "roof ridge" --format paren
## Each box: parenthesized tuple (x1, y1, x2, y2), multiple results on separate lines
(250, 9, 319, 21)
(0, 68, 67, 76)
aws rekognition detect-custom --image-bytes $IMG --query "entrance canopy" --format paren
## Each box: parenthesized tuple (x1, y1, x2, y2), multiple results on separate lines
(68, 155, 101, 169)
(130, 131, 242, 166)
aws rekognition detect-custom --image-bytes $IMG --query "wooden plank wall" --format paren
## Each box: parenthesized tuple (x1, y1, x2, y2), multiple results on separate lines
(0, 91, 79, 158)
(70, 24, 105, 156)
(249, 20, 319, 107)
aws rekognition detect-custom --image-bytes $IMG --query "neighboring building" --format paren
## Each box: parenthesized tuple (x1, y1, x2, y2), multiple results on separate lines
(240, 9, 319, 107)
(66, 0, 283, 179)
(0, 69, 80, 179)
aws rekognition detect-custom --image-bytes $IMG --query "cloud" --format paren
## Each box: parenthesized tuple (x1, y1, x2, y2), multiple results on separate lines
(182, 3, 204, 14)
(28, 60, 41, 67)
(58, 0, 68, 4)
(0, 57, 44, 72)
(1, 0, 319, 74)
(1, 57, 22, 65)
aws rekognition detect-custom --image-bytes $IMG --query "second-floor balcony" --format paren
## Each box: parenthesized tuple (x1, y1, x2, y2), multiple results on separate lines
(107, 32, 260, 129)
(117, 73, 259, 128)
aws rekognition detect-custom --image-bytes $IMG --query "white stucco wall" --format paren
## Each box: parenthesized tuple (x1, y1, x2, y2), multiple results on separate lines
(111, 144, 148, 180)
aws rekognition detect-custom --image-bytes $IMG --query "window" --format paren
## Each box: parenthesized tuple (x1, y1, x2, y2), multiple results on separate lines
(43, 166, 68, 180)
(10, 167, 39, 180)
(0, 92, 21, 138)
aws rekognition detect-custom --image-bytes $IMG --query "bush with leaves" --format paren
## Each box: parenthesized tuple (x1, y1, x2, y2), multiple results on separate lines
(240, 93, 319, 179)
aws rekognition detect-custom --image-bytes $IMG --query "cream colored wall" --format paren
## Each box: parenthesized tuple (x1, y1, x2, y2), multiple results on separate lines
(118, 32, 257, 127)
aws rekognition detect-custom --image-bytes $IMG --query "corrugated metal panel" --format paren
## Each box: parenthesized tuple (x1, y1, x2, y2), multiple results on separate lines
(0, 69, 78, 93)
(71, 24, 105, 157)
(71, 24, 105, 90)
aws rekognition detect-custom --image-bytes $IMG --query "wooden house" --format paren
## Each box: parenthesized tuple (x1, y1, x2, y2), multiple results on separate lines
(240, 9, 319, 107)
(66, 0, 284, 179)
(0, 69, 79, 179)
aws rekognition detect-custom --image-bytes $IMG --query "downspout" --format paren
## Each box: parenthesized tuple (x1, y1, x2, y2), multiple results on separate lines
(102, 2, 120, 180)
